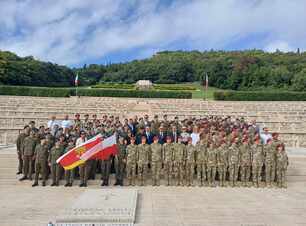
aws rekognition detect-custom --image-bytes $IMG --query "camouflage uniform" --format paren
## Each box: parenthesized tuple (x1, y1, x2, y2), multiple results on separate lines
(163, 143, 174, 186)
(229, 143, 240, 186)
(49, 146, 64, 185)
(240, 143, 252, 186)
(251, 143, 264, 187)
(22, 135, 37, 180)
(137, 143, 150, 186)
(33, 143, 49, 185)
(126, 144, 138, 186)
(196, 142, 207, 186)
(217, 143, 229, 187)
(206, 146, 217, 186)
(172, 142, 186, 186)
(64, 144, 75, 186)
(151, 142, 163, 186)
(185, 144, 196, 186)
(114, 143, 127, 185)
(276, 149, 289, 188)
(16, 132, 28, 174)
(264, 143, 276, 186)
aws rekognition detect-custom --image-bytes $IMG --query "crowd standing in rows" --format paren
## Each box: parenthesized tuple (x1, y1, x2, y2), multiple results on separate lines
(16, 114, 289, 188)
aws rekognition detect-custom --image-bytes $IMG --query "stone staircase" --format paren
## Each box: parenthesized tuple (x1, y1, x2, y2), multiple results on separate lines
(0, 96, 306, 147)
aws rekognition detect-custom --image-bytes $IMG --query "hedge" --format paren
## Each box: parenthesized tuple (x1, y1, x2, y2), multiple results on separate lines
(77, 88, 192, 99)
(214, 91, 306, 101)
(0, 86, 192, 99)
(153, 84, 197, 91)
(92, 83, 135, 89)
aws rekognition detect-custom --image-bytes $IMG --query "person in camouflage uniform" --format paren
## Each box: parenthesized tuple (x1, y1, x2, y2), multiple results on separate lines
(20, 130, 37, 181)
(32, 138, 49, 187)
(251, 138, 264, 188)
(172, 136, 186, 186)
(150, 136, 163, 186)
(114, 137, 127, 186)
(185, 137, 196, 186)
(240, 138, 252, 186)
(217, 140, 229, 187)
(64, 139, 75, 187)
(229, 137, 240, 187)
(137, 136, 150, 186)
(206, 142, 217, 187)
(49, 141, 64, 186)
(264, 138, 277, 187)
(276, 144, 289, 188)
(196, 138, 207, 186)
(163, 136, 174, 186)
(16, 126, 30, 174)
(126, 137, 138, 186)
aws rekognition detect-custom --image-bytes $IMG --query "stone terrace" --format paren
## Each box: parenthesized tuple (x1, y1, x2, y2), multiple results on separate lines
(0, 96, 305, 147)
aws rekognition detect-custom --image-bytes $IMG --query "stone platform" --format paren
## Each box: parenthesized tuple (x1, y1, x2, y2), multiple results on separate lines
(55, 189, 137, 225)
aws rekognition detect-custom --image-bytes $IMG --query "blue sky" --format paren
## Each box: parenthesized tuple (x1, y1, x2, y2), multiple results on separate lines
(0, 0, 305, 67)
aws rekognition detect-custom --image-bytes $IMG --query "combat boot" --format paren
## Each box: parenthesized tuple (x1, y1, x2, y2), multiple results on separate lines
(32, 182, 38, 187)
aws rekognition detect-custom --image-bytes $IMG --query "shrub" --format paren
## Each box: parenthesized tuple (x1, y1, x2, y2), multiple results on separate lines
(0, 86, 71, 97)
(153, 84, 197, 91)
(92, 83, 135, 89)
(214, 91, 306, 101)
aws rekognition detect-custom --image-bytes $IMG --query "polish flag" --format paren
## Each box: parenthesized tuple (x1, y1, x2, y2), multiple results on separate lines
(57, 134, 118, 170)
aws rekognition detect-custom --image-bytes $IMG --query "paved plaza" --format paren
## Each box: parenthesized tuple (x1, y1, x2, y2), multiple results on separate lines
(1, 146, 306, 226)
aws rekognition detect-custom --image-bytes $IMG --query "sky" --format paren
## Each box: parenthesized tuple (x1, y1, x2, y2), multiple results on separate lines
(0, 0, 305, 67)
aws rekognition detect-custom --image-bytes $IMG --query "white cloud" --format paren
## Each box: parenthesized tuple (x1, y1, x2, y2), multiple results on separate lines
(0, 0, 305, 66)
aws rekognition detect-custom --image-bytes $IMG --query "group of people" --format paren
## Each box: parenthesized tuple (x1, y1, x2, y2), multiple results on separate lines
(16, 113, 289, 188)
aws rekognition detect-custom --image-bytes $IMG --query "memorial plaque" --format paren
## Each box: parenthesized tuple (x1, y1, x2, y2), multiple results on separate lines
(55, 189, 138, 226)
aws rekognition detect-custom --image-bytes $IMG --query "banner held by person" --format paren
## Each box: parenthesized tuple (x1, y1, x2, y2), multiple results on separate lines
(57, 134, 117, 170)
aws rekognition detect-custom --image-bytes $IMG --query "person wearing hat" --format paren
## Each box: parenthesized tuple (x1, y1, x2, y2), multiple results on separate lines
(162, 114, 170, 133)
(240, 138, 251, 187)
(63, 139, 75, 187)
(49, 141, 64, 186)
(150, 135, 163, 186)
(114, 137, 127, 186)
(151, 115, 160, 135)
(276, 144, 288, 188)
(32, 138, 49, 187)
(228, 137, 240, 187)
(206, 142, 218, 187)
(137, 136, 150, 186)
(251, 138, 264, 188)
(185, 137, 196, 186)
(126, 136, 138, 186)
(163, 136, 174, 186)
(172, 136, 186, 186)
(76, 131, 89, 187)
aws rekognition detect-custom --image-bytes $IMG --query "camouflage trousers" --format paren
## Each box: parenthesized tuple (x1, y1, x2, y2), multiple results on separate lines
(138, 163, 148, 186)
(207, 164, 216, 186)
(173, 162, 185, 186)
(51, 163, 62, 185)
(34, 161, 47, 183)
(151, 161, 162, 186)
(265, 163, 276, 185)
(65, 169, 74, 184)
(276, 167, 287, 188)
(252, 163, 263, 187)
(126, 162, 136, 186)
(229, 163, 239, 186)
(114, 159, 125, 182)
(79, 161, 92, 185)
(100, 160, 111, 183)
(240, 164, 251, 185)
(197, 163, 207, 186)
(23, 155, 33, 179)
(217, 164, 227, 186)
(163, 162, 173, 186)
(186, 162, 195, 186)
(17, 150, 23, 173)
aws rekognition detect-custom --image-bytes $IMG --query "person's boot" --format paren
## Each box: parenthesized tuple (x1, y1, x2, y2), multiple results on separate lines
(19, 176, 28, 181)
(51, 183, 56, 186)
(69, 183, 73, 187)
(16, 171, 22, 175)
(64, 183, 69, 187)
(79, 183, 84, 187)
(114, 180, 120, 186)
(42, 181, 46, 187)
(119, 179, 124, 186)
(32, 182, 38, 187)
(83, 183, 87, 187)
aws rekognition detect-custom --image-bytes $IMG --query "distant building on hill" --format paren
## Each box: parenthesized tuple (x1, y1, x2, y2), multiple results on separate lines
(136, 80, 153, 90)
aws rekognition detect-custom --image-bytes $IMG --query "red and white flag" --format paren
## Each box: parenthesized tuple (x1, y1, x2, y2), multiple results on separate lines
(74, 73, 79, 86)
(57, 134, 118, 170)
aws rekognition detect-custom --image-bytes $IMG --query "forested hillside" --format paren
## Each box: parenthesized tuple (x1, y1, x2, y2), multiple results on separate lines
(1, 50, 306, 91)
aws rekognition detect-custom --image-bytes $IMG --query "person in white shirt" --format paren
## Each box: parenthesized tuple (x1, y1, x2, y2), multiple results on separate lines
(61, 115, 73, 129)
(260, 127, 272, 144)
(191, 126, 200, 146)
(47, 115, 58, 131)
